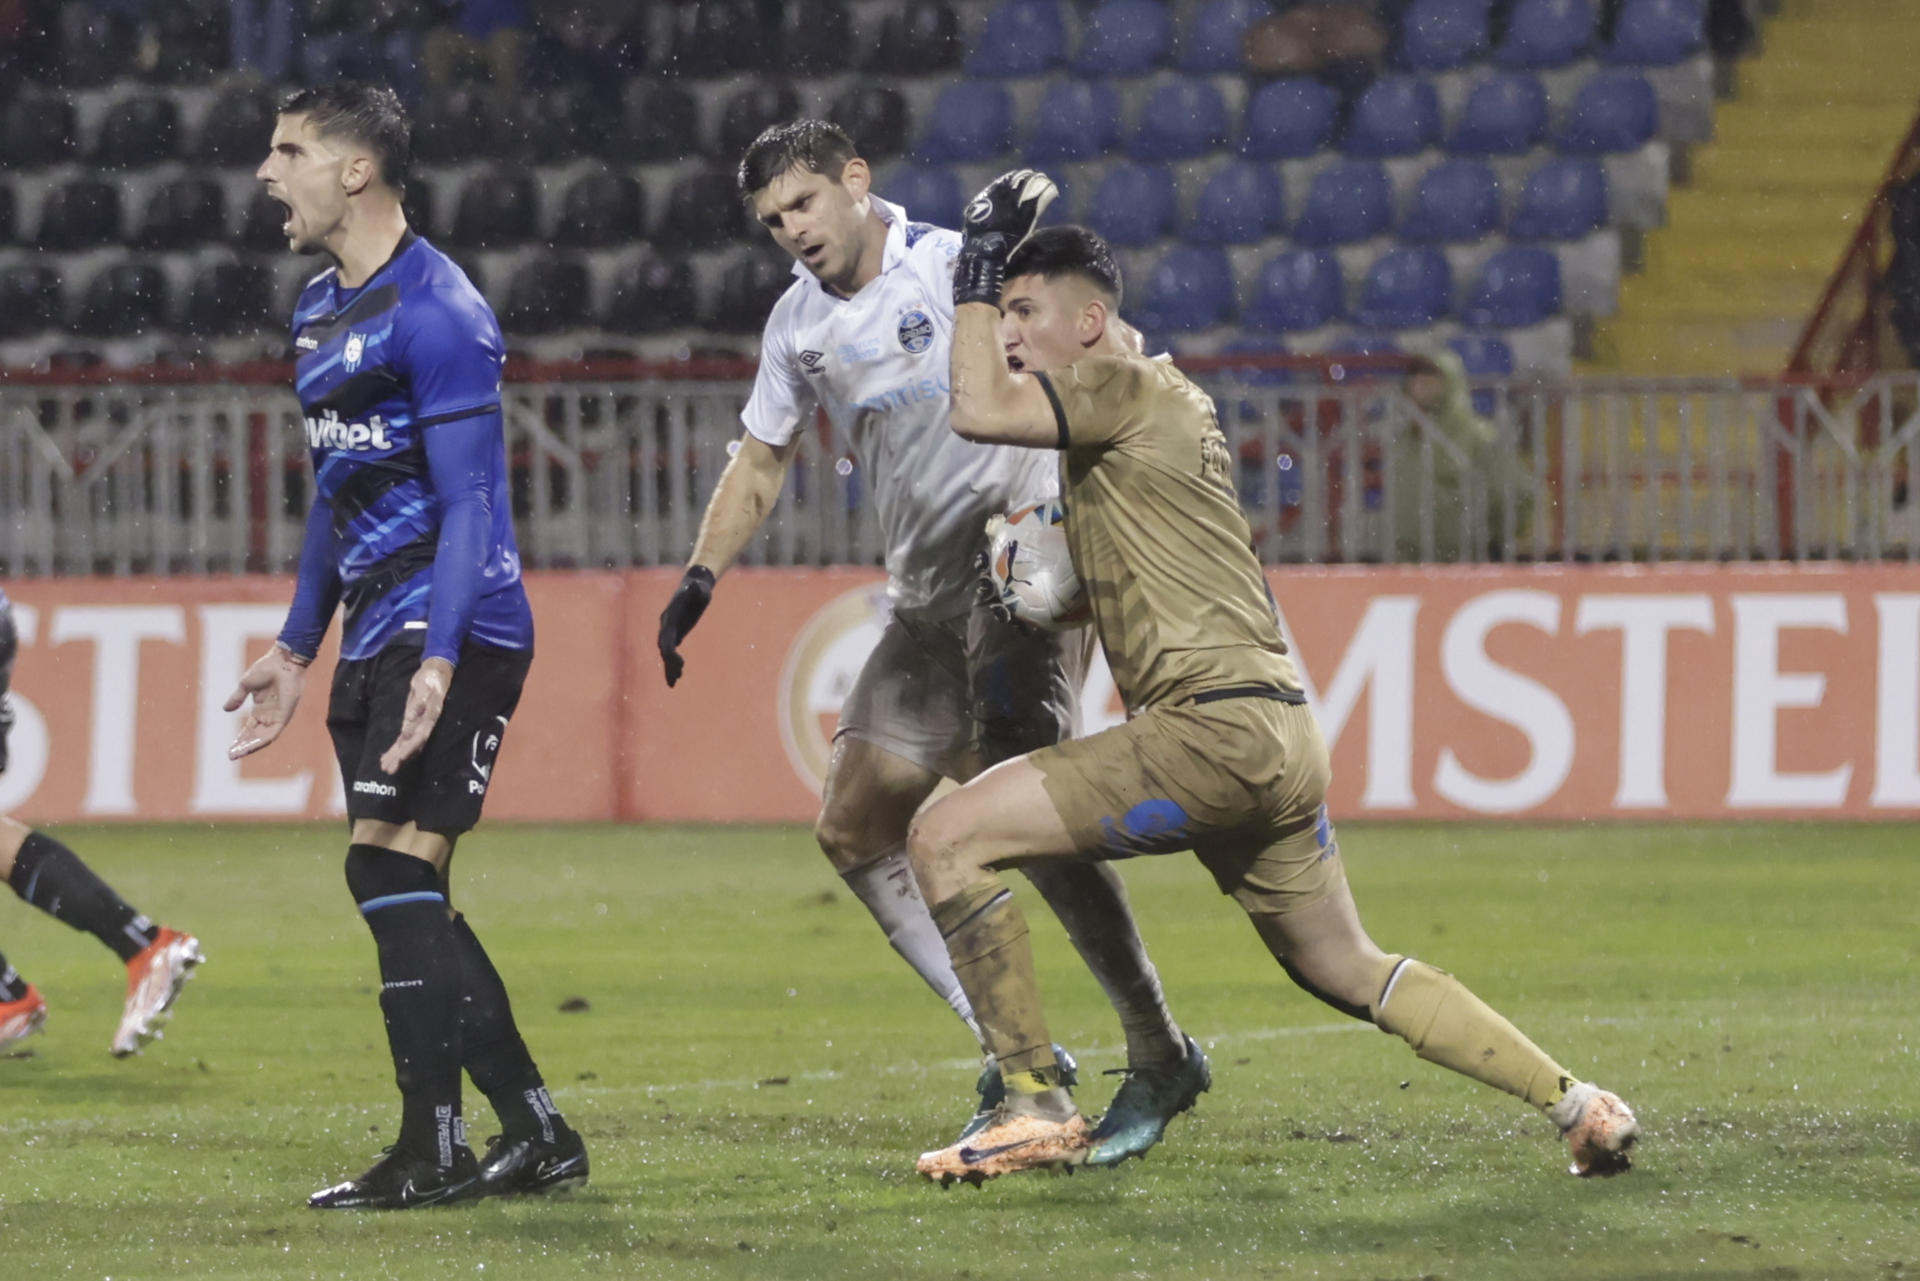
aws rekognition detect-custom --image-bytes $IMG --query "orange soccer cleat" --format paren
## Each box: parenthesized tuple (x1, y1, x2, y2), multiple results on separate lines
(916, 1106, 1092, 1187)
(1554, 1082, 1640, 1176)
(0, 985, 48, 1054)
(111, 929, 204, 1058)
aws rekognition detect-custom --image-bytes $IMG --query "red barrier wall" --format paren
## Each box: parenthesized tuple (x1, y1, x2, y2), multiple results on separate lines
(3, 564, 1917, 823)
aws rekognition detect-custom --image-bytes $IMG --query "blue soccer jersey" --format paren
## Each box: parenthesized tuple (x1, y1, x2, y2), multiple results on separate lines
(277, 232, 532, 664)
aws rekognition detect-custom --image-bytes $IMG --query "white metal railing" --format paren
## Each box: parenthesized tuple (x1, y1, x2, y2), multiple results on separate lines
(3, 374, 1917, 574)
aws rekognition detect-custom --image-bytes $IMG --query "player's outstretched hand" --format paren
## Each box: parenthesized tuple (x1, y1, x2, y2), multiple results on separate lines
(379, 657, 453, 775)
(658, 565, 716, 687)
(225, 646, 309, 760)
(953, 170, 1059, 308)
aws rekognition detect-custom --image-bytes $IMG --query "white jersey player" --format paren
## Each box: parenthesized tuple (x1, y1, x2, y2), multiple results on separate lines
(657, 121, 1204, 1164)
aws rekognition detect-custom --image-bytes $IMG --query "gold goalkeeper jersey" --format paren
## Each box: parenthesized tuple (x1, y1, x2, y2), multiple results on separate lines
(1035, 352, 1301, 713)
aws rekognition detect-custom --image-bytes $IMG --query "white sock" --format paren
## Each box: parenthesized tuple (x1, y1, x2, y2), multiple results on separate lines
(842, 846, 981, 1043)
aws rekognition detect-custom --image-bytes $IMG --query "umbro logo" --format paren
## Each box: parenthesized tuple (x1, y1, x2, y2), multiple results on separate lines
(798, 349, 826, 375)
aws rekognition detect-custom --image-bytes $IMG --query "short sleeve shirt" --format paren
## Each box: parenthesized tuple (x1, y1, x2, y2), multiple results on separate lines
(1038, 352, 1300, 712)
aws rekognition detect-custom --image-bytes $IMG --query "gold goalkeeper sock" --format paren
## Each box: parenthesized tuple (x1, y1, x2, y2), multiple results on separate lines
(1369, 955, 1573, 1111)
(930, 879, 1061, 1092)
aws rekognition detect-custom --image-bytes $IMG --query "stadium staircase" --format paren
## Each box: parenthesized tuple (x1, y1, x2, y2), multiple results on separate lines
(1595, 0, 1920, 374)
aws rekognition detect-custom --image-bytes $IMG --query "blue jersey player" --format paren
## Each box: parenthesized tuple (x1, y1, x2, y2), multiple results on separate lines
(226, 83, 585, 1210)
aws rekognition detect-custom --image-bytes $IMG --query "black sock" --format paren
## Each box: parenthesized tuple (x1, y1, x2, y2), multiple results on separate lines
(452, 913, 572, 1145)
(0, 955, 28, 1002)
(9, 831, 158, 963)
(344, 844, 465, 1165)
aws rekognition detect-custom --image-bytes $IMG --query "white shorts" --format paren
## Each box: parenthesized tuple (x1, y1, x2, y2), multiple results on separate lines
(835, 605, 1089, 781)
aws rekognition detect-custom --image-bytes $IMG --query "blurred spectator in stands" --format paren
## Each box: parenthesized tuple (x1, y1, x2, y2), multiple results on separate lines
(301, 0, 440, 101)
(231, 0, 297, 81)
(1708, 0, 1755, 58)
(1394, 349, 1529, 561)
(1243, 3, 1386, 104)
(526, 0, 644, 99)
(425, 0, 526, 118)
(1887, 171, 1920, 370)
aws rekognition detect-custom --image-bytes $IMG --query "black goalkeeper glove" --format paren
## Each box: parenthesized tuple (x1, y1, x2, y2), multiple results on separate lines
(953, 168, 1059, 308)
(658, 565, 716, 688)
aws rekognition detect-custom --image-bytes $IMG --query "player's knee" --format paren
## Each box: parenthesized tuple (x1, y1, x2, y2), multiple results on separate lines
(344, 843, 440, 911)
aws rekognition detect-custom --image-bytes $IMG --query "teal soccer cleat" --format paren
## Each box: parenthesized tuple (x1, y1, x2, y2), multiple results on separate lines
(1084, 1035, 1211, 1167)
(962, 1043, 1079, 1143)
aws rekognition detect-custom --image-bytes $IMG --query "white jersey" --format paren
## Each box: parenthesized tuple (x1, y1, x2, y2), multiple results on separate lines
(742, 197, 1056, 619)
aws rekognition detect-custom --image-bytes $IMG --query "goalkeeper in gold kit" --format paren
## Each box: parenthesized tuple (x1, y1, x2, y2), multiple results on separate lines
(905, 172, 1639, 1185)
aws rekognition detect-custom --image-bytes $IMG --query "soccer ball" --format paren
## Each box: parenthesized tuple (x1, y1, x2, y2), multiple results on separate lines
(983, 501, 1090, 632)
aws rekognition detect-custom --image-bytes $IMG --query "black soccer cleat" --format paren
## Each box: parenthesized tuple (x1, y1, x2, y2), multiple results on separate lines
(472, 1129, 590, 1198)
(307, 1144, 480, 1210)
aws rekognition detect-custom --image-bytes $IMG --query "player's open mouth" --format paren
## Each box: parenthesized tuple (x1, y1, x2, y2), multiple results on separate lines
(800, 244, 825, 267)
(1007, 355, 1026, 372)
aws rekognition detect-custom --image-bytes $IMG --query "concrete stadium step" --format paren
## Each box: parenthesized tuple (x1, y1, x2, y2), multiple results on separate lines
(1592, 0, 1920, 374)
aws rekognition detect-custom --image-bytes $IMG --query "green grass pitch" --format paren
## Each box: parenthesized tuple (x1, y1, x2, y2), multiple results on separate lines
(0, 821, 1913, 1280)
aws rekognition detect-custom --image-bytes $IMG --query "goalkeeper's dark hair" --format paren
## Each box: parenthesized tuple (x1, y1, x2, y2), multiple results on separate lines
(1005, 225, 1124, 306)
(278, 82, 411, 194)
(738, 119, 860, 197)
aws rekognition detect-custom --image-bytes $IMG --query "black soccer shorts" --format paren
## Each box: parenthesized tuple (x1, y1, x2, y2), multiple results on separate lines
(326, 636, 532, 835)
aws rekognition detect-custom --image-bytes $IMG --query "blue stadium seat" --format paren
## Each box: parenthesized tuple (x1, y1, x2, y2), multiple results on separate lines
(36, 177, 121, 251)
(830, 86, 913, 161)
(506, 255, 593, 335)
(93, 93, 179, 169)
(882, 166, 966, 222)
(0, 263, 63, 338)
(74, 261, 168, 338)
(1508, 157, 1609, 240)
(1450, 333, 1515, 376)
(719, 84, 802, 160)
(449, 168, 537, 249)
(966, 0, 1069, 76)
(1134, 245, 1236, 332)
(1238, 77, 1339, 160)
(1556, 71, 1659, 153)
(1073, 0, 1173, 75)
(1353, 248, 1453, 329)
(782, 0, 855, 76)
(1130, 79, 1229, 161)
(1179, 0, 1272, 72)
(657, 168, 750, 251)
(1292, 161, 1393, 246)
(1492, 0, 1597, 69)
(1085, 162, 1178, 246)
(712, 250, 798, 334)
(555, 170, 644, 249)
(1464, 246, 1562, 326)
(136, 176, 226, 251)
(184, 259, 273, 338)
(1605, 0, 1705, 66)
(195, 86, 277, 166)
(3, 93, 78, 168)
(1401, 159, 1501, 243)
(1448, 73, 1549, 155)
(1025, 80, 1123, 163)
(866, 2, 961, 73)
(1188, 160, 1286, 245)
(1396, 0, 1489, 70)
(604, 254, 697, 333)
(1244, 248, 1345, 332)
(1343, 75, 1442, 158)
(617, 83, 698, 165)
(664, 0, 773, 76)
(915, 82, 1015, 162)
